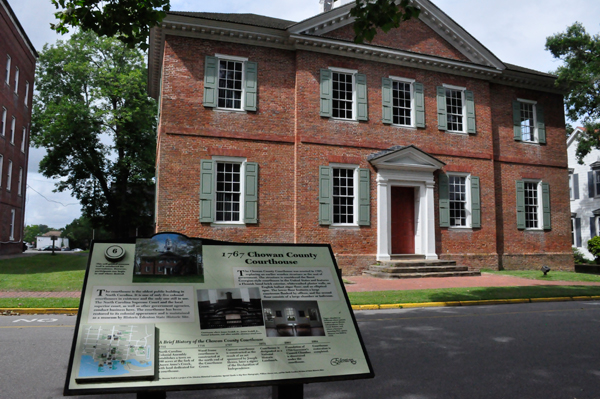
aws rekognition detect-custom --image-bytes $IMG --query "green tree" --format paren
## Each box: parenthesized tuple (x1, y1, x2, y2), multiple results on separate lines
(50, 0, 418, 48)
(61, 216, 110, 249)
(546, 22, 600, 163)
(31, 31, 157, 239)
(23, 224, 52, 244)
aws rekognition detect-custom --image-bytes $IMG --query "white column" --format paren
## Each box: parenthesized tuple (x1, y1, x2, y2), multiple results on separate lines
(376, 175, 390, 260)
(425, 180, 438, 259)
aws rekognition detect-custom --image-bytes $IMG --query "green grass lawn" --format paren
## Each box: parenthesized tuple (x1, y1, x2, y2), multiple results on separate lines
(348, 285, 600, 305)
(0, 298, 80, 308)
(481, 269, 600, 282)
(0, 254, 88, 292)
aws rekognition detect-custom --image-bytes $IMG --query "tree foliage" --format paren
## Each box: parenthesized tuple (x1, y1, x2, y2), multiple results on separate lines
(61, 216, 110, 249)
(23, 224, 53, 244)
(31, 31, 157, 239)
(50, 0, 419, 48)
(51, 0, 170, 50)
(350, 0, 420, 43)
(546, 22, 600, 163)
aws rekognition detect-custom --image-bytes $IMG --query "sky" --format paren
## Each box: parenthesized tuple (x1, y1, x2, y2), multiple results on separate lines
(8, 0, 600, 229)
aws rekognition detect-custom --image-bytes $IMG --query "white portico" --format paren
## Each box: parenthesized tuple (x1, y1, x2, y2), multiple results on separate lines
(367, 146, 445, 261)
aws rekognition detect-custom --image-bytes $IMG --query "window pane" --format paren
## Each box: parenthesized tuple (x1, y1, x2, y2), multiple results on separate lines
(524, 182, 539, 228)
(520, 102, 535, 141)
(218, 60, 244, 110)
(392, 81, 412, 126)
(332, 72, 353, 119)
(445, 88, 463, 132)
(332, 168, 354, 224)
(215, 162, 241, 222)
(449, 175, 467, 227)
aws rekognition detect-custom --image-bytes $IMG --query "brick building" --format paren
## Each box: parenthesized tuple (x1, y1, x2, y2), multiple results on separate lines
(148, 1, 572, 274)
(0, 0, 36, 255)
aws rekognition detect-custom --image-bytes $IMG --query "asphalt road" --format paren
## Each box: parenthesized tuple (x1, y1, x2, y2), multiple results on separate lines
(2, 301, 600, 399)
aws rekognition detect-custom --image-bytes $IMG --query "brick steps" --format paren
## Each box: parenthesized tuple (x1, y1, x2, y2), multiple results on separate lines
(363, 258, 481, 279)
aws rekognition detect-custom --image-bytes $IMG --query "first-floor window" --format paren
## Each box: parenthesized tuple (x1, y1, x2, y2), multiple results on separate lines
(199, 158, 258, 224)
(17, 168, 22, 196)
(9, 209, 15, 240)
(524, 181, 540, 229)
(516, 180, 550, 230)
(333, 168, 355, 224)
(449, 175, 468, 227)
(319, 164, 370, 226)
(0, 154, 3, 187)
(6, 160, 12, 191)
(216, 162, 241, 222)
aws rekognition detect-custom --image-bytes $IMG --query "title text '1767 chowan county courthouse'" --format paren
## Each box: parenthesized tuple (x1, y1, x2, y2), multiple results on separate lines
(147, 0, 572, 275)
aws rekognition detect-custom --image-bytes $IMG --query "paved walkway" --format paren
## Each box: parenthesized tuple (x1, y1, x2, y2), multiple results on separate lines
(2, 273, 600, 298)
(344, 273, 600, 292)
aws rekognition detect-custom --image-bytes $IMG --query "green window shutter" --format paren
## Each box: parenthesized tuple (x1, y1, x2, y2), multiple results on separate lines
(358, 168, 370, 226)
(439, 173, 449, 227)
(356, 73, 368, 121)
(471, 176, 481, 228)
(436, 86, 447, 130)
(243, 162, 258, 224)
(320, 69, 332, 117)
(244, 61, 258, 112)
(536, 104, 546, 144)
(542, 182, 551, 229)
(199, 160, 215, 222)
(414, 82, 425, 128)
(516, 180, 525, 229)
(319, 166, 332, 225)
(465, 90, 476, 134)
(381, 78, 393, 124)
(203, 56, 218, 108)
(513, 101, 522, 141)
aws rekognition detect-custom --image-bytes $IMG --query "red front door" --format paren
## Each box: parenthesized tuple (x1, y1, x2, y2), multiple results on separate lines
(391, 186, 415, 254)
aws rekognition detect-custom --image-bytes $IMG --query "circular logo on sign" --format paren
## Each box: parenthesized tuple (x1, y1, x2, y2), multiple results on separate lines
(105, 245, 126, 262)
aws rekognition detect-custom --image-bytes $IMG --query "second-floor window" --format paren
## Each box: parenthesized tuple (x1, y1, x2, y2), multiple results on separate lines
(436, 85, 476, 134)
(513, 99, 546, 144)
(24, 81, 29, 106)
(10, 116, 15, 144)
(21, 127, 26, 152)
(7, 160, 12, 191)
(5, 55, 10, 85)
(320, 68, 368, 121)
(203, 55, 257, 112)
(13, 67, 18, 94)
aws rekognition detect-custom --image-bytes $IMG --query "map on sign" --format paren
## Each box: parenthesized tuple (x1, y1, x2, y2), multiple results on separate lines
(76, 324, 156, 382)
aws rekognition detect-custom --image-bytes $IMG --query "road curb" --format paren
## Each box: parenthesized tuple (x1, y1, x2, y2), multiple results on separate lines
(1, 295, 598, 314)
(1, 308, 79, 315)
(351, 295, 598, 310)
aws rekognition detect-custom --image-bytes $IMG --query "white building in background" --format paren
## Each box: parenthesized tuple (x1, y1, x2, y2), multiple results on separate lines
(35, 230, 69, 249)
(568, 127, 600, 260)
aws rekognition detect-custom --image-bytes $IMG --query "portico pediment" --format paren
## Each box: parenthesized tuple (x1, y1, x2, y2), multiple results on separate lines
(367, 145, 445, 172)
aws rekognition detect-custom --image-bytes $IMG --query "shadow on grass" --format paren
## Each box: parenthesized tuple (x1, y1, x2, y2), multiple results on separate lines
(0, 254, 89, 274)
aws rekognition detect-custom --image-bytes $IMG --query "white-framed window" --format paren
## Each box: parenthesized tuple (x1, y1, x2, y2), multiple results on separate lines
(444, 84, 465, 132)
(6, 160, 12, 191)
(21, 126, 26, 152)
(595, 170, 600, 198)
(24, 81, 29, 106)
(319, 164, 370, 227)
(0, 154, 3, 187)
(331, 68, 356, 120)
(448, 174, 471, 228)
(523, 180, 542, 229)
(9, 209, 15, 240)
(215, 160, 243, 223)
(571, 217, 576, 245)
(199, 157, 258, 225)
(17, 167, 22, 196)
(390, 76, 414, 126)
(518, 99, 536, 142)
(332, 165, 357, 225)
(1, 107, 5, 136)
(216, 54, 247, 110)
(13, 67, 18, 94)
(10, 116, 15, 144)
(5, 55, 10, 85)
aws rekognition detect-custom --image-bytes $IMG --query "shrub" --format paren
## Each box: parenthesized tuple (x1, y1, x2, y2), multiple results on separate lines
(587, 236, 600, 262)
(573, 247, 590, 264)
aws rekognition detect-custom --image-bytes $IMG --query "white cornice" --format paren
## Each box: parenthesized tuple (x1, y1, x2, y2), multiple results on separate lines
(147, 10, 559, 99)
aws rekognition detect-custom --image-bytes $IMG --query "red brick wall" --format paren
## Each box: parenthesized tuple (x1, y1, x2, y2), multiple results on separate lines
(155, 32, 572, 273)
(0, 2, 36, 254)
(322, 19, 470, 62)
